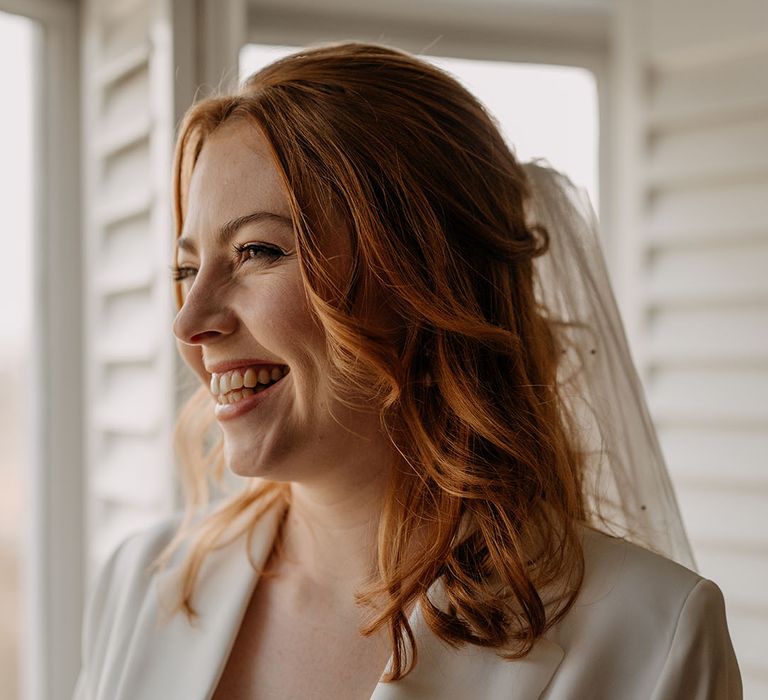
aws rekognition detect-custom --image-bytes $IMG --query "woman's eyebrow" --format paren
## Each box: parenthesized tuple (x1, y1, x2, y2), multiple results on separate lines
(177, 210, 294, 253)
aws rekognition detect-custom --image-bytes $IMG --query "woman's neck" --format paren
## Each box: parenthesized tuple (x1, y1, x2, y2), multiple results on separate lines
(271, 472, 389, 602)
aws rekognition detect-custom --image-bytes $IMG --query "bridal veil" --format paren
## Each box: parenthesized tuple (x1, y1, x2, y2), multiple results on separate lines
(522, 160, 696, 570)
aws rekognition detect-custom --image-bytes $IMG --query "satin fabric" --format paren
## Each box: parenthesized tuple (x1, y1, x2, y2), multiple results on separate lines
(72, 497, 742, 699)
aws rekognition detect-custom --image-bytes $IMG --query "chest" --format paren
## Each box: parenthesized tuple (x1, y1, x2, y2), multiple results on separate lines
(210, 575, 392, 700)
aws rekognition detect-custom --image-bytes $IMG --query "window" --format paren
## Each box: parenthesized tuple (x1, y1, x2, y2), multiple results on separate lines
(0, 12, 35, 698)
(239, 44, 599, 208)
(0, 2, 81, 697)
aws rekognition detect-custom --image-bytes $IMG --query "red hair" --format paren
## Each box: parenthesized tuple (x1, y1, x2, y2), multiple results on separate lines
(154, 41, 587, 681)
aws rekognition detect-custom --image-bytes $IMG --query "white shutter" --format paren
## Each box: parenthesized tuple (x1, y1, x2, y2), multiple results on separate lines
(80, 0, 247, 581)
(616, 0, 768, 693)
(81, 0, 178, 577)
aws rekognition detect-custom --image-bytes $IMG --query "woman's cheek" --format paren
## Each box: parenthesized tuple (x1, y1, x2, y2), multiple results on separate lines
(249, 273, 323, 344)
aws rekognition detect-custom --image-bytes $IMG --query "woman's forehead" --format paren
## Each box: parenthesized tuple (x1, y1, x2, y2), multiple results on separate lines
(181, 121, 293, 246)
(179, 118, 354, 264)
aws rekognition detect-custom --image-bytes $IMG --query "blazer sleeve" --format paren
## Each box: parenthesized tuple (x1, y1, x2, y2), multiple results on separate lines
(70, 534, 137, 700)
(70, 509, 189, 700)
(651, 578, 743, 700)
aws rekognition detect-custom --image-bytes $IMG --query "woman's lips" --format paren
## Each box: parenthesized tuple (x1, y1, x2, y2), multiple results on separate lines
(213, 371, 288, 421)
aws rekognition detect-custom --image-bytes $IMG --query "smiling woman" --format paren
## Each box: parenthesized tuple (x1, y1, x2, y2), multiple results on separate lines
(168, 118, 391, 488)
(73, 42, 741, 700)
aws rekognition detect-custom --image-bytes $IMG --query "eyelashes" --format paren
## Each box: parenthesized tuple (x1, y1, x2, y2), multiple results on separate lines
(231, 241, 286, 263)
(170, 242, 286, 281)
(170, 264, 196, 281)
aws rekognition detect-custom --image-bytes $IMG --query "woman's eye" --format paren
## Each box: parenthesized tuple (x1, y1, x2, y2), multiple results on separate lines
(233, 242, 285, 264)
(170, 265, 196, 281)
(169, 243, 285, 282)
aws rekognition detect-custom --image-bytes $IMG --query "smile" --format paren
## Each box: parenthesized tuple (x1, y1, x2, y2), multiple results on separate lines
(210, 364, 290, 405)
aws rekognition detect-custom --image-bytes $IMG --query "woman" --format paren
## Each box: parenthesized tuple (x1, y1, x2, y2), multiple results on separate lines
(73, 42, 742, 699)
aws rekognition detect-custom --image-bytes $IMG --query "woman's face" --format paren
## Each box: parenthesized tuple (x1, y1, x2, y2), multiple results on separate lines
(172, 119, 387, 482)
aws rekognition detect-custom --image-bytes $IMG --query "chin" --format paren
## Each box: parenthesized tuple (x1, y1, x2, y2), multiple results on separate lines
(222, 438, 285, 482)
(224, 450, 267, 479)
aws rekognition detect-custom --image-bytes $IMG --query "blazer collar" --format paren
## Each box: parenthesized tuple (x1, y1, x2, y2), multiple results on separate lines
(370, 576, 564, 700)
(371, 637, 563, 700)
(118, 496, 564, 700)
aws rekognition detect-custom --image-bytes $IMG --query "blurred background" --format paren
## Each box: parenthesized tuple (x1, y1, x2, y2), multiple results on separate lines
(0, 0, 766, 698)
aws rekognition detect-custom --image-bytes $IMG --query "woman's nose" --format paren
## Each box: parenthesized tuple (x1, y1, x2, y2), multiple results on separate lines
(172, 278, 237, 345)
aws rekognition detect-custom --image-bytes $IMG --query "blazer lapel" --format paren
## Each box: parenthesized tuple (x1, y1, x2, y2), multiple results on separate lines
(370, 580, 564, 700)
(114, 497, 287, 700)
(112, 495, 563, 700)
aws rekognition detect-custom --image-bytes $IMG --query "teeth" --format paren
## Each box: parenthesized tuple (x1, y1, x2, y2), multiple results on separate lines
(243, 368, 257, 388)
(209, 363, 289, 404)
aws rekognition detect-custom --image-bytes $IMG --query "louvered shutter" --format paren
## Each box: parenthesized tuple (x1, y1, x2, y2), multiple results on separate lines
(81, 0, 246, 582)
(618, 1, 768, 694)
(81, 0, 177, 576)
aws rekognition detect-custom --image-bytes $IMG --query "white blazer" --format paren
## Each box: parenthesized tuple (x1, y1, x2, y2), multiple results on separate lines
(72, 498, 742, 699)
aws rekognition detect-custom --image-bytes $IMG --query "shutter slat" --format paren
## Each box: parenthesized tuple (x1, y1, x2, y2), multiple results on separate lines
(93, 42, 151, 89)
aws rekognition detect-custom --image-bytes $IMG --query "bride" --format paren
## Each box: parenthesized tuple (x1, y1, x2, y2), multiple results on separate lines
(73, 42, 741, 699)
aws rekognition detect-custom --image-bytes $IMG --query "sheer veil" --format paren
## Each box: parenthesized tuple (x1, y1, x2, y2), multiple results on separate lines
(522, 160, 697, 571)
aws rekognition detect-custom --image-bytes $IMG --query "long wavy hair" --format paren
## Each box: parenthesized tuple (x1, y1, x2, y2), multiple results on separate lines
(153, 41, 588, 681)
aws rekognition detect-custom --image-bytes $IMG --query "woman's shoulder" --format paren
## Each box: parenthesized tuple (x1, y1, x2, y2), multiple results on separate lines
(74, 496, 286, 698)
(566, 522, 719, 637)
(73, 509, 187, 696)
(577, 523, 704, 603)
(93, 507, 191, 595)
(107, 510, 187, 571)
(541, 523, 742, 698)
(84, 498, 237, 611)
(80, 510, 188, 638)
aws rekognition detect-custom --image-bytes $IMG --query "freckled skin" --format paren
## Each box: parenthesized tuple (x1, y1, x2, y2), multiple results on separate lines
(172, 120, 397, 488)
(173, 120, 430, 700)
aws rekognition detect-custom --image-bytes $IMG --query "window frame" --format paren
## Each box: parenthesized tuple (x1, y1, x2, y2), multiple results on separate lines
(243, 0, 617, 264)
(0, 1, 82, 699)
